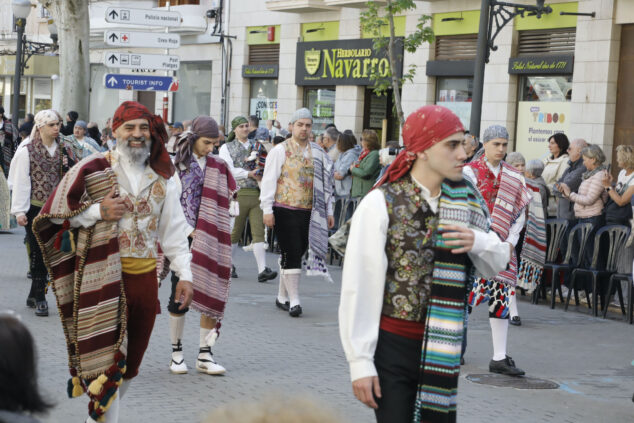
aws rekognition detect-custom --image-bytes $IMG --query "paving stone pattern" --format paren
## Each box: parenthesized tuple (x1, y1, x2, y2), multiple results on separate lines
(0, 227, 632, 422)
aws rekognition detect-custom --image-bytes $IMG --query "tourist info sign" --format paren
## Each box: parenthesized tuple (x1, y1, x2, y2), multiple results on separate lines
(104, 52, 180, 71)
(105, 31, 181, 48)
(104, 74, 179, 92)
(105, 7, 181, 27)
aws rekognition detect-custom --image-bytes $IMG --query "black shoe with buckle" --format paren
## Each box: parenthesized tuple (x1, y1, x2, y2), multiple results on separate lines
(258, 267, 278, 283)
(289, 305, 302, 317)
(510, 316, 521, 326)
(276, 299, 290, 311)
(489, 355, 525, 376)
(231, 265, 238, 279)
(35, 300, 49, 317)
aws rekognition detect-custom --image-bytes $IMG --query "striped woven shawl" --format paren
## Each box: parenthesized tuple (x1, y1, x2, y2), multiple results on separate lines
(414, 178, 490, 423)
(517, 182, 547, 292)
(189, 155, 237, 323)
(32, 154, 126, 420)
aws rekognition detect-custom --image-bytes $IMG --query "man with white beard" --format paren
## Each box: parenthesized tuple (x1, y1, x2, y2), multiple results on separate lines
(33, 101, 193, 423)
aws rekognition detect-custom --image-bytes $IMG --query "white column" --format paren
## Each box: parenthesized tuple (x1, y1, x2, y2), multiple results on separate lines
(568, 0, 620, 160)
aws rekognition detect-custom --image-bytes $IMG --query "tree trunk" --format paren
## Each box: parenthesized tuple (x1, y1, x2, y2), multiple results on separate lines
(386, 0, 404, 128)
(39, 0, 90, 120)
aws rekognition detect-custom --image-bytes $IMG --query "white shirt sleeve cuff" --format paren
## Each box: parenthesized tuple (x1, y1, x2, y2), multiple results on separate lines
(170, 253, 193, 282)
(470, 229, 488, 255)
(349, 359, 378, 382)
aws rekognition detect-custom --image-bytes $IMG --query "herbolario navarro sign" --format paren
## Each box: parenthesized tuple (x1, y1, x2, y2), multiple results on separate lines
(508, 54, 574, 75)
(296, 38, 404, 86)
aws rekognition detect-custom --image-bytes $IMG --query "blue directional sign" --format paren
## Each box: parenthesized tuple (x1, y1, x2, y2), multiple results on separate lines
(104, 73, 179, 91)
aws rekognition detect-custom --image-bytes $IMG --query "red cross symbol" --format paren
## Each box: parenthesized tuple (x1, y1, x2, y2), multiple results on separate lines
(122, 33, 129, 42)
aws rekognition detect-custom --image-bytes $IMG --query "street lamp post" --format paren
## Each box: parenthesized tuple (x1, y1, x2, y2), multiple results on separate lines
(469, 0, 552, 138)
(11, 0, 31, 124)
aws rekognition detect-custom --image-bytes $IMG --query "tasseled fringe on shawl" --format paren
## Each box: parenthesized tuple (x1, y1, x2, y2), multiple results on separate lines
(53, 220, 76, 253)
(517, 258, 544, 293)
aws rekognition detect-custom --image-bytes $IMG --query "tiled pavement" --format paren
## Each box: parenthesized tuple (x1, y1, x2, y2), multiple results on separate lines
(0, 227, 632, 422)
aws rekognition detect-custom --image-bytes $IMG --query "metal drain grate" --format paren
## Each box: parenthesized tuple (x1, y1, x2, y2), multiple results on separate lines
(466, 374, 559, 389)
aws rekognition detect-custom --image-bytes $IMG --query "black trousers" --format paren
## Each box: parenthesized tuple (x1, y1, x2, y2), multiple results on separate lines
(374, 329, 422, 423)
(273, 206, 311, 270)
(25, 206, 48, 301)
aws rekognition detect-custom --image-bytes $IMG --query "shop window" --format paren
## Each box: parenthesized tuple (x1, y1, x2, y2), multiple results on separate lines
(174, 62, 211, 122)
(32, 78, 51, 114)
(304, 87, 335, 134)
(436, 77, 473, 131)
(517, 29, 575, 56)
(250, 79, 278, 126)
(520, 76, 572, 102)
(159, 0, 200, 6)
(435, 34, 478, 61)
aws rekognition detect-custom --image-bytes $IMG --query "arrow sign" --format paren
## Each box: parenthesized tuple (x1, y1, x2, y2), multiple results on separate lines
(104, 31, 180, 48)
(104, 74, 179, 92)
(104, 7, 181, 27)
(103, 52, 180, 71)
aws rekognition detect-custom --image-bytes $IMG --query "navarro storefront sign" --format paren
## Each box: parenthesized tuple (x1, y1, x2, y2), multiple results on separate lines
(242, 64, 279, 78)
(508, 54, 574, 75)
(296, 38, 404, 86)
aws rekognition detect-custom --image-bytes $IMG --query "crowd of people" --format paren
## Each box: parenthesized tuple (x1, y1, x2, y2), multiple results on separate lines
(0, 99, 632, 423)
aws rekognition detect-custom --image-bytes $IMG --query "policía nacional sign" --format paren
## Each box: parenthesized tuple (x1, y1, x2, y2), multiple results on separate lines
(242, 64, 279, 78)
(508, 54, 574, 74)
(105, 7, 181, 27)
(295, 38, 404, 86)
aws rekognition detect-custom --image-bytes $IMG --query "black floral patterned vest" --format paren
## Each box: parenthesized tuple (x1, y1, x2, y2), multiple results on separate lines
(379, 177, 438, 322)
(226, 140, 259, 190)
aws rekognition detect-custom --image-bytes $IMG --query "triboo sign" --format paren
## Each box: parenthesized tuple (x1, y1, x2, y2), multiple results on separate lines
(105, 7, 181, 27)
(104, 52, 180, 71)
(105, 31, 180, 48)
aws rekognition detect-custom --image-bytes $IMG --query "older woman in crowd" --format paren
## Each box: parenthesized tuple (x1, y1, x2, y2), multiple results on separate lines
(543, 133, 570, 216)
(332, 132, 362, 228)
(525, 159, 549, 218)
(350, 129, 381, 199)
(558, 144, 608, 268)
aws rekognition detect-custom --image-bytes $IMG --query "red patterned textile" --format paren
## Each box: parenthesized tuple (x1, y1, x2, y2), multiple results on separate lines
(376, 105, 464, 187)
(111, 101, 174, 179)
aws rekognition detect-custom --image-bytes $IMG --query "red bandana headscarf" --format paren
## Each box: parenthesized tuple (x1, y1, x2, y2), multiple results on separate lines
(112, 101, 175, 179)
(376, 105, 464, 187)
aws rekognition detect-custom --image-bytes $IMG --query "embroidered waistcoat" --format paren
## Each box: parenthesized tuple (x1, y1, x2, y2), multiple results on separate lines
(178, 157, 204, 228)
(227, 140, 260, 190)
(274, 140, 314, 209)
(379, 177, 438, 322)
(27, 138, 76, 207)
(106, 152, 168, 259)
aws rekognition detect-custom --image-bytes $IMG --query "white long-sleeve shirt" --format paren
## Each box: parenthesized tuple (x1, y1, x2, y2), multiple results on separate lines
(218, 140, 251, 181)
(338, 176, 512, 383)
(54, 152, 193, 281)
(463, 162, 525, 247)
(259, 141, 334, 216)
(10, 139, 58, 217)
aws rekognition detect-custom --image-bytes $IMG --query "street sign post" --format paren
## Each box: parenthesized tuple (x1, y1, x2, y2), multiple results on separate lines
(104, 52, 180, 71)
(104, 74, 179, 91)
(105, 31, 180, 48)
(105, 7, 181, 27)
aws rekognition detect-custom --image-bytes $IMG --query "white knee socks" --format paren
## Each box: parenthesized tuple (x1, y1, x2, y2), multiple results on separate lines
(200, 327, 218, 348)
(285, 271, 301, 307)
(509, 293, 519, 319)
(253, 242, 267, 273)
(277, 272, 289, 304)
(169, 314, 186, 360)
(490, 318, 509, 361)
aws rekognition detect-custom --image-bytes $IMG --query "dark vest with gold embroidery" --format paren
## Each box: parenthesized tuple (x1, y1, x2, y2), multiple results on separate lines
(379, 177, 438, 323)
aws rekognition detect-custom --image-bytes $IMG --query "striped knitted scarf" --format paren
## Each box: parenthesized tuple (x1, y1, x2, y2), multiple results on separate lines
(189, 155, 237, 325)
(517, 182, 547, 292)
(414, 178, 490, 423)
(32, 155, 126, 422)
(303, 142, 334, 282)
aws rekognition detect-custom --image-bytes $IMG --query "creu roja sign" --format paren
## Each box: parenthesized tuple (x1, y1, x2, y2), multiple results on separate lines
(296, 38, 404, 86)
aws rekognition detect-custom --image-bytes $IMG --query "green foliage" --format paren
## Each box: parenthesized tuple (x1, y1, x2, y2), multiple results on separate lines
(360, 0, 434, 97)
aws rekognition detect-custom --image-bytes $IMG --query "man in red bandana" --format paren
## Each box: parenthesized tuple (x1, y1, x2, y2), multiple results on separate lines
(33, 101, 193, 423)
(339, 105, 512, 423)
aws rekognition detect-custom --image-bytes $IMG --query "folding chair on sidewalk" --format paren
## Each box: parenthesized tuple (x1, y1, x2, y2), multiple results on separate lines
(567, 225, 630, 317)
(533, 218, 568, 308)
